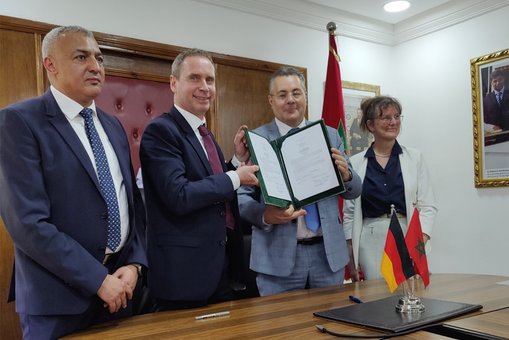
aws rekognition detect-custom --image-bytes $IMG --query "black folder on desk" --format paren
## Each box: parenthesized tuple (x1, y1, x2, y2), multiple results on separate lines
(314, 296, 482, 333)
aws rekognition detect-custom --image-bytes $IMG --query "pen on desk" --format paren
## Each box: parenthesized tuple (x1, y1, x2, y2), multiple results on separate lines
(195, 311, 230, 320)
(349, 295, 363, 304)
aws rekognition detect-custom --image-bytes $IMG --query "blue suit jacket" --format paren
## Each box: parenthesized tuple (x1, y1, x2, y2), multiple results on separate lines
(140, 106, 244, 301)
(0, 90, 147, 316)
(238, 120, 362, 276)
(483, 89, 509, 129)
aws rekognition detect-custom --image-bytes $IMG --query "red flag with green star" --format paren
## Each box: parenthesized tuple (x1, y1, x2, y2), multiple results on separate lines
(322, 30, 348, 154)
(405, 208, 430, 287)
(322, 29, 350, 279)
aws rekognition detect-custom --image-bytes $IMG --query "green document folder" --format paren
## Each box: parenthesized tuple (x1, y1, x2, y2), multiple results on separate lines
(244, 120, 345, 209)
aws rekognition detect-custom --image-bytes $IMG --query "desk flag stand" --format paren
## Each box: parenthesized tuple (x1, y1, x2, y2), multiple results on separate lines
(381, 205, 430, 314)
(397, 276, 425, 313)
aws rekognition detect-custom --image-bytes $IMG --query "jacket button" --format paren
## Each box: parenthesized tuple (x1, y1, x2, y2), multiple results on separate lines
(220, 211, 225, 216)
(220, 240, 226, 246)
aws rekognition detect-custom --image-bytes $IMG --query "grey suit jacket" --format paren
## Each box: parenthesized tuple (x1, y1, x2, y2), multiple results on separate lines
(238, 119, 362, 276)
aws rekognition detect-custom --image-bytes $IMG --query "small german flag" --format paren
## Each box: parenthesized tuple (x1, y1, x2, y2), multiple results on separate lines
(380, 212, 415, 293)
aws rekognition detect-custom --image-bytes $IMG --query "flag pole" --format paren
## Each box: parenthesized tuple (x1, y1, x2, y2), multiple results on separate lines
(395, 204, 425, 314)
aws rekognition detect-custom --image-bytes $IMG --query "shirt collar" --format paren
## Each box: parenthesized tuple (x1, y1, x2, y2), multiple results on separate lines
(275, 117, 306, 136)
(175, 104, 206, 131)
(50, 85, 97, 120)
(365, 140, 403, 158)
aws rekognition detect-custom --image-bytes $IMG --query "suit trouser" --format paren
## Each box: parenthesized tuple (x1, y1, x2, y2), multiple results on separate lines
(256, 241, 344, 296)
(155, 251, 234, 311)
(358, 215, 408, 280)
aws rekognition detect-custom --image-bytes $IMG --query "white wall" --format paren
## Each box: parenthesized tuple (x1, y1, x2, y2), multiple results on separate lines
(1, 0, 507, 276)
(394, 8, 509, 276)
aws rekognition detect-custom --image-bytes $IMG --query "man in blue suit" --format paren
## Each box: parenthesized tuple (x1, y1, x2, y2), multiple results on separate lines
(483, 69, 509, 131)
(0, 26, 147, 339)
(140, 49, 259, 310)
(238, 67, 362, 296)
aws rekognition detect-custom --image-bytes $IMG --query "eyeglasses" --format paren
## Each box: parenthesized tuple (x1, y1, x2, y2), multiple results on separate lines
(271, 90, 305, 101)
(376, 114, 403, 124)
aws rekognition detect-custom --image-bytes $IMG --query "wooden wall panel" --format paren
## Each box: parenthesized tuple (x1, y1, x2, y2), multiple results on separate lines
(0, 219, 19, 340)
(0, 27, 42, 340)
(214, 64, 274, 159)
(0, 29, 42, 107)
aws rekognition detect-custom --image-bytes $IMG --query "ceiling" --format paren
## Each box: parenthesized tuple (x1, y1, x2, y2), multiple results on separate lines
(306, 0, 453, 24)
(195, 0, 509, 45)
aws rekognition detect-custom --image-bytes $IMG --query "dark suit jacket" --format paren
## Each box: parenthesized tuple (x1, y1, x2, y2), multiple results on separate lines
(483, 89, 509, 129)
(140, 106, 244, 302)
(0, 90, 147, 316)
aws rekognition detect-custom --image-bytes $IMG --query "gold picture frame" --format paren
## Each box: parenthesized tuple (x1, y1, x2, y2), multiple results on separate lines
(342, 81, 381, 156)
(471, 48, 509, 187)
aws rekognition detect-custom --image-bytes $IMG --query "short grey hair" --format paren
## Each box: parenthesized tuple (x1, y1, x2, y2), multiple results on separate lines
(171, 48, 214, 79)
(269, 67, 307, 94)
(42, 26, 94, 59)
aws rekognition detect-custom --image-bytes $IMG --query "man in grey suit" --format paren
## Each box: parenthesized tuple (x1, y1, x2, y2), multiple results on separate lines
(238, 67, 362, 296)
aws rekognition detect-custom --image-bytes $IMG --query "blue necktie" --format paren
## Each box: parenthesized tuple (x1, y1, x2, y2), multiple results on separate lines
(288, 127, 320, 232)
(80, 108, 121, 251)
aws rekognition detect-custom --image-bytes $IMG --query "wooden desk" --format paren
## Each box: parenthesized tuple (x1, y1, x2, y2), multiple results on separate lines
(440, 307, 509, 339)
(63, 274, 509, 339)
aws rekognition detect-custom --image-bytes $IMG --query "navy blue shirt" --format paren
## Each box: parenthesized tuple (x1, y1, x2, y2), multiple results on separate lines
(361, 141, 406, 218)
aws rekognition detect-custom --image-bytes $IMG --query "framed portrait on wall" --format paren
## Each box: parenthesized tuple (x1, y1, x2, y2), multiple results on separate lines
(471, 48, 509, 187)
(342, 81, 381, 156)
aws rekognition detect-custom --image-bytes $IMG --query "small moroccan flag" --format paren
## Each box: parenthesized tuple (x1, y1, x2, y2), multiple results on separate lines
(381, 213, 415, 293)
(405, 208, 430, 287)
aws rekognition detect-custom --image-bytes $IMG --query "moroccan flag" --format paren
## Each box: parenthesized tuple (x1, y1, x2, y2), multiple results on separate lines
(322, 28, 349, 278)
(381, 213, 415, 293)
(405, 208, 430, 287)
(322, 30, 348, 154)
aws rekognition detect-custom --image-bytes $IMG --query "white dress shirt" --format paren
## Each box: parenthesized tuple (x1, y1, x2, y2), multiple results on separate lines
(51, 86, 129, 254)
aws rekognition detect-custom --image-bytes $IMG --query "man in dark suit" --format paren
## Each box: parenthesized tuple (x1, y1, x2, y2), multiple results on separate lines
(140, 48, 259, 310)
(483, 69, 509, 131)
(0, 26, 147, 340)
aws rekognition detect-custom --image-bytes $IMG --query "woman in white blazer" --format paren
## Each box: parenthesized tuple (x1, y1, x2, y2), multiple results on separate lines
(343, 96, 437, 281)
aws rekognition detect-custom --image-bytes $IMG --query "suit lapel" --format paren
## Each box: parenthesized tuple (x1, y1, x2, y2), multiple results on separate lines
(44, 91, 101, 191)
(97, 110, 133, 198)
(266, 120, 282, 140)
(171, 107, 216, 175)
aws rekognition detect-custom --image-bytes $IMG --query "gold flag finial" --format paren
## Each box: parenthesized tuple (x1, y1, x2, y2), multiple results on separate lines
(326, 22, 336, 34)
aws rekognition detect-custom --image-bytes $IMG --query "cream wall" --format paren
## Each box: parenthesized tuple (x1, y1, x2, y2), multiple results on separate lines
(1, 0, 508, 276)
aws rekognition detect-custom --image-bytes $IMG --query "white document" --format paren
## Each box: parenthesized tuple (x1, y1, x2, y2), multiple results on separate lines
(281, 123, 339, 200)
(247, 131, 291, 200)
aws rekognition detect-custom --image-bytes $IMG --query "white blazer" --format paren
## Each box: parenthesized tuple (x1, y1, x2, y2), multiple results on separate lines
(343, 145, 437, 268)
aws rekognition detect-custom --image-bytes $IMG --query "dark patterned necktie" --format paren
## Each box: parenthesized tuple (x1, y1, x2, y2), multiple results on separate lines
(288, 127, 320, 232)
(497, 92, 503, 105)
(198, 124, 235, 230)
(80, 108, 121, 251)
